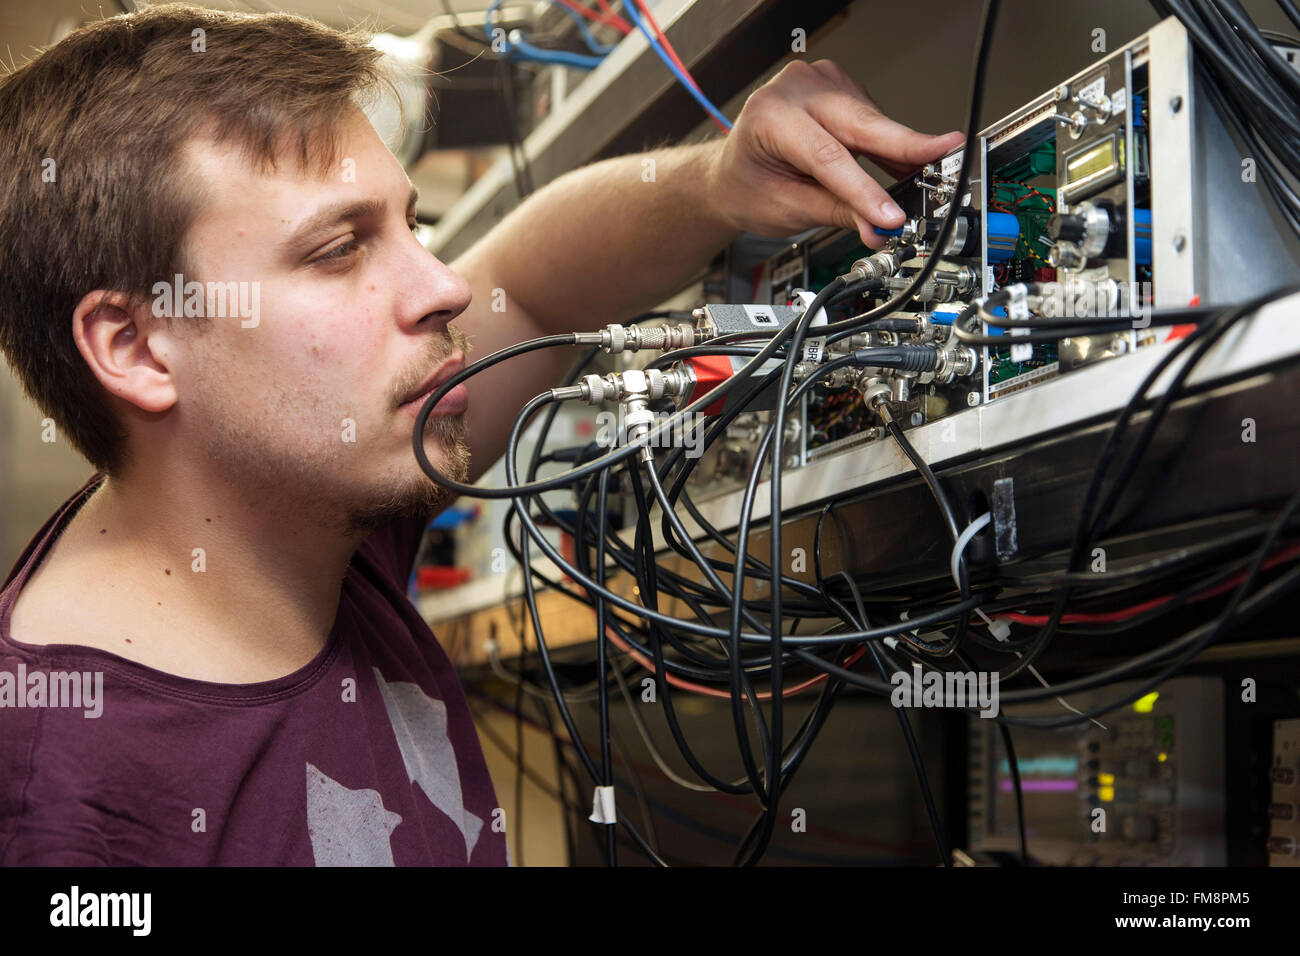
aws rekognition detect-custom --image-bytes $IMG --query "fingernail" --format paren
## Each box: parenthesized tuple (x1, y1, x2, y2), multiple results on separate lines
(881, 200, 904, 222)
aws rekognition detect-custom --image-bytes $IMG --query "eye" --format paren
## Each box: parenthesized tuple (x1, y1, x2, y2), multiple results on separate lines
(314, 237, 358, 265)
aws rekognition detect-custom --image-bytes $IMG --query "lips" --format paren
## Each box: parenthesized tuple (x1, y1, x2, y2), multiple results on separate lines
(399, 351, 468, 415)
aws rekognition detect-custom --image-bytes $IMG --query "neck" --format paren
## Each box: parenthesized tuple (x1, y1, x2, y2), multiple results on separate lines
(74, 463, 363, 676)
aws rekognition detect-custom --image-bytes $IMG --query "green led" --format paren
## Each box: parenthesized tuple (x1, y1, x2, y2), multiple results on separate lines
(1158, 734, 1174, 749)
(1157, 716, 1174, 731)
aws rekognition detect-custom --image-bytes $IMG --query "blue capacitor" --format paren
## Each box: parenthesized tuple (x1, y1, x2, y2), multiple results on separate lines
(1134, 208, 1151, 265)
(986, 212, 1020, 262)
(932, 305, 1007, 333)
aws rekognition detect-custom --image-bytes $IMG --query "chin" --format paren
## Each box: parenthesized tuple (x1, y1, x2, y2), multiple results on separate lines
(342, 430, 471, 535)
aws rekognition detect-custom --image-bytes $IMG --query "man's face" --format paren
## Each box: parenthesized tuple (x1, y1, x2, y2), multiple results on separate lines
(167, 108, 472, 534)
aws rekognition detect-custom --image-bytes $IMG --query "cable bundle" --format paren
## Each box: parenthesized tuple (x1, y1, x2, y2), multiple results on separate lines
(1151, 0, 1300, 237)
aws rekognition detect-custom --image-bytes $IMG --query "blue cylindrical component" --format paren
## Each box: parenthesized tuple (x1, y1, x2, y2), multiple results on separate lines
(1134, 208, 1151, 265)
(932, 305, 1006, 333)
(986, 212, 1020, 262)
(874, 225, 904, 237)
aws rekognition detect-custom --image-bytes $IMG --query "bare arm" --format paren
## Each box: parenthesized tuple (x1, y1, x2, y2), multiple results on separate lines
(450, 143, 734, 480)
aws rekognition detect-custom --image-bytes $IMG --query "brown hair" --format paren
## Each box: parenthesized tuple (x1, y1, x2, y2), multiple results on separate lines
(0, 2, 393, 475)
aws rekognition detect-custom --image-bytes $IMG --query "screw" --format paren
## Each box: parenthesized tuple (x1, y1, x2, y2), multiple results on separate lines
(910, 412, 924, 426)
(1054, 83, 1071, 102)
(1173, 231, 1187, 253)
(1169, 94, 1183, 114)
(967, 391, 981, 407)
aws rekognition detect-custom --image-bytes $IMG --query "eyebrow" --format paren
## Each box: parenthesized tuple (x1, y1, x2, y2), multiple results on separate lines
(285, 184, 420, 252)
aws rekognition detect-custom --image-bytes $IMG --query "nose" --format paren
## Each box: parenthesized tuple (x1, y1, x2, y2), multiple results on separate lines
(400, 239, 472, 332)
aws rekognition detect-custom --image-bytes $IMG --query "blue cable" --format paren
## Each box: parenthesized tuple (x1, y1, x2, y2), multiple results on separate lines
(508, 33, 606, 69)
(548, 1, 618, 55)
(622, 0, 732, 131)
(487, 0, 611, 71)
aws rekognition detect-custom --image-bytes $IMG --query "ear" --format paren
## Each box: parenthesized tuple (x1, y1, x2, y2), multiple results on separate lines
(71, 290, 179, 415)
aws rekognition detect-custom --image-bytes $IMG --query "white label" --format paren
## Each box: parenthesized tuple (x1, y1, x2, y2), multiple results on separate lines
(1111, 87, 1127, 115)
(941, 150, 964, 179)
(1010, 340, 1033, 362)
(789, 289, 827, 362)
(985, 265, 995, 291)
(1078, 75, 1105, 104)
(742, 305, 780, 328)
(807, 295, 828, 361)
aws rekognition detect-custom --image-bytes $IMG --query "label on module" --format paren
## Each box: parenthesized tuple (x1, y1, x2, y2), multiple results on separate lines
(742, 305, 781, 328)
(1078, 75, 1106, 104)
(941, 151, 964, 179)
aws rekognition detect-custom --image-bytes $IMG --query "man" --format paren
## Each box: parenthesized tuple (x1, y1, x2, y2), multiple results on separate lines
(0, 4, 961, 864)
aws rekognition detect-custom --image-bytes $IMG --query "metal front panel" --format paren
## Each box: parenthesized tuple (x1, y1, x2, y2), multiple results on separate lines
(1147, 16, 1196, 307)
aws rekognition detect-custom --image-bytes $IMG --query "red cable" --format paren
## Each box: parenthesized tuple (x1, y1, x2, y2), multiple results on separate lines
(602, 622, 865, 699)
(633, 0, 731, 134)
(592, 0, 631, 30)
(999, 542, 1300, 626)
(554, 0, 632, 35)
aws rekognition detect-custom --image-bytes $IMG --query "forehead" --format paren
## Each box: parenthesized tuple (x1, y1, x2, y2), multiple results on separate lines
(179, 109, 409, 236)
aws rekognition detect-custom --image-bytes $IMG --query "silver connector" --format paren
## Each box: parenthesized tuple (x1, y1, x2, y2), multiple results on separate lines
(577, 366, 693, 406)
(859, 381, 893, 423)
(574, 322, 697, 354)
(842, 247, 904, 284)
(933, 345, 978, 384)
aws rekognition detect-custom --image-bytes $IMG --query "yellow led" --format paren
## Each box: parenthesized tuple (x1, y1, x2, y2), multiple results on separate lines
(1099, 786, 1115, 802)
(1132, 692, 1160, 714)
(1099, 773, 1115, 786)
(1157, 753, 1168, 763)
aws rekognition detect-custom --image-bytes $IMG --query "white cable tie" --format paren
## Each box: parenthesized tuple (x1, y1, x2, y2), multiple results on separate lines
(589, 785, 617, 825)
(974, 606, 1012, 643)
(976, 606, 1107, 731)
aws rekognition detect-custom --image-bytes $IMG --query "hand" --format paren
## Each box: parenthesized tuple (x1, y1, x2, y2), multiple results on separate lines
(706, 59, 965, 249)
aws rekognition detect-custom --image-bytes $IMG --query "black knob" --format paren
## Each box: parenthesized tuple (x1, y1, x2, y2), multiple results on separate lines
(1048, 212, 1086, 243)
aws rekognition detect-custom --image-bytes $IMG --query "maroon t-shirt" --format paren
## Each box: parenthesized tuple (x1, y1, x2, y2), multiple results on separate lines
(0, 474, 508, 866)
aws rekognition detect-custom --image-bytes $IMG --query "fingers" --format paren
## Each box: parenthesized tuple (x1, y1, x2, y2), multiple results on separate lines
(822, 96, 965, 171)
(800, 60, 965, 171)
(807, 58, 876, 105)
(742, 58, 968, 240)
(774, 110, 907, 232)
(773, 180, 891, 250)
